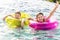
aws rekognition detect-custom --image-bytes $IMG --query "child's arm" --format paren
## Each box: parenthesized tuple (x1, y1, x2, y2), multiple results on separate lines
(46, 1, 59, 20)
(8, 15, 15, 18)
(3, 16, 8, 20)
(28, 18, 33, 20)
(21, 22, 24, 29)
(3, 15, 14, 20)
(3, 15, 11, 20)
(21, 22, 24, 27)
(21, 19, 25, 28)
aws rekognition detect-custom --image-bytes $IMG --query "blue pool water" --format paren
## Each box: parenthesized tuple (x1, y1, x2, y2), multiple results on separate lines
(0, 0, 60, 40)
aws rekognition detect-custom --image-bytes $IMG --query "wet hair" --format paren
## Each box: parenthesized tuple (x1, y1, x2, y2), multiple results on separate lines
(36, 13, 44, 18)
(15, 12, 21, 15)
(36, 13, 45, 22)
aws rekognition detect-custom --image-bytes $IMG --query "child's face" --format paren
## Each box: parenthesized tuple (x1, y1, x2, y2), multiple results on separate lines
(15, 14, 21, 19)
(36, 14, 44, 22)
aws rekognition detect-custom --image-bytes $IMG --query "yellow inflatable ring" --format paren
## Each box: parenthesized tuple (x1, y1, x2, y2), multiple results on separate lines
(5, 17, 21, 29)
(5, 12, 31, 29)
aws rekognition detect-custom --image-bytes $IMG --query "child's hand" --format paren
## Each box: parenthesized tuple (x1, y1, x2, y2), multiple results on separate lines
(28, 18, 33, 20)
(3, 16, 8, 20)
(55, 1, 59, 6)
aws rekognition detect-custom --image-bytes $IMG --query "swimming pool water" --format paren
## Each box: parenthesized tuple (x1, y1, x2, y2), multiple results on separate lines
(0, 0, 60, 40)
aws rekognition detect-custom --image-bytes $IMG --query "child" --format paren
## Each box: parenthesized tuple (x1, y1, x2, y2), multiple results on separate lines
(33, 1, 59, 23)
(3, 12, 24, 29)
(30, 1, 59, 34)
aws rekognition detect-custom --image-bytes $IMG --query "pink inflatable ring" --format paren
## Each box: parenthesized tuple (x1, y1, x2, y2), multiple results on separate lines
(29, 20, 58, 30)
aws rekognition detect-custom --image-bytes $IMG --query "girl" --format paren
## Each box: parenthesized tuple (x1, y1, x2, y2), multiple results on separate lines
(30, 1, 59, 34)
(35, 1, 59, 23)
